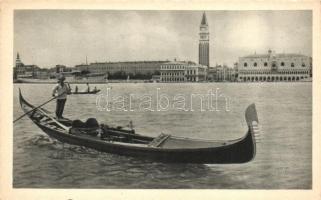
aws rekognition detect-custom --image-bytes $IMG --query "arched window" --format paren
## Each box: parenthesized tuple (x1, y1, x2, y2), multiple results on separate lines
(244, 62, 248, 67)
(254, 62, 257, 67)
(302, 63, 306, 67)
(264, 62, 268, 67)
(281, 62, 285, 66)
(291, 63, 295, 67)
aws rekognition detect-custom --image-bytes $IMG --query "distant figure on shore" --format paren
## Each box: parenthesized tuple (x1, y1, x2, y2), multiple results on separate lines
(75, 86, 78, 93)
(52, 75, 71, 120)
(94, 86, 97, 92)
(86, 83, 90, 92)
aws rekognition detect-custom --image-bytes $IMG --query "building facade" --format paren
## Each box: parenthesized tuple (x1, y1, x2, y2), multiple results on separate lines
(237, 50, 312, 82)
(208, 65, 237, 82)
(33, 68, 50, 79)
(186, 64, 207, 82)
(56, 65, 73, 73)
(160, 61, 207, 82)
(75, 61, 167, 79)
(14, 53, 41, 78)
(199, 12, 210, 68)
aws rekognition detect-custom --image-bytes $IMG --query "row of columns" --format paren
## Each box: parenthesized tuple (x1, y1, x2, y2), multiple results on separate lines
(239, 75, 309, 82)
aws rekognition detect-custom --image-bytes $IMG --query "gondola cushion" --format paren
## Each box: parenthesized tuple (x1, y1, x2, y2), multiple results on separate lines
(85, 118, 99, 128)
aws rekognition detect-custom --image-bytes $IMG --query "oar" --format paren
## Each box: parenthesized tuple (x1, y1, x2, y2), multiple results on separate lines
(13, 91, 66, 123)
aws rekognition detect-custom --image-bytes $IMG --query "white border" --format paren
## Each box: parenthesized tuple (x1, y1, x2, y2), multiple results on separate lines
(1, 1, 320, 199)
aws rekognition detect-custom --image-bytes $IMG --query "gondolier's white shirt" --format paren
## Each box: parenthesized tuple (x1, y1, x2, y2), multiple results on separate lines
(52, 83, 70, 99)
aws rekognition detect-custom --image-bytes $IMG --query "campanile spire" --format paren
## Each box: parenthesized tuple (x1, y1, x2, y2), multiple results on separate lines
(199, 12, 210, 68)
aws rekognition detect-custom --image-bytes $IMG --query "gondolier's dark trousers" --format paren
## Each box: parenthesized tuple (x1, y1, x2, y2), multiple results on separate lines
(56, 98, 66, 118)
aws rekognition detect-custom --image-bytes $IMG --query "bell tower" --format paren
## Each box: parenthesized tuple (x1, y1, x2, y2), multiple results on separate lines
(199, 12, 209, 68)
(15, 52, 23, 68)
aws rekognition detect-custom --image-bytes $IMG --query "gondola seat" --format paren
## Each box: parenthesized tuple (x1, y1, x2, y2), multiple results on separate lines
(70, 118, 101, 137)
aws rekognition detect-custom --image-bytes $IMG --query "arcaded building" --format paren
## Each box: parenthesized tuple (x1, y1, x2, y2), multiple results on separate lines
(160, 61, 207, 82)
(237, 50, 312, 82)
(75, 61, 167, 76)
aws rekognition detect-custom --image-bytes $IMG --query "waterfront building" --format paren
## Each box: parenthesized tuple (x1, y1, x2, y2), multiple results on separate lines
(151, 75, 161, 82)
(75, 61, 167, 79)
(56, 65, 73, 73)
(75, 64, 90, 72)
(33, 68, 49, 79)
(14, 53, 41, 78)
(237, 50, 312, 82)
(160, 61, 207, 82)
(208, 65, 237, 82)
(199, 12, 210, 68)
(53, 64, 77, 78)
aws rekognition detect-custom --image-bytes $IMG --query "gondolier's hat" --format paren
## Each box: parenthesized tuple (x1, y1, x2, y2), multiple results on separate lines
(57, 74, 65, 82)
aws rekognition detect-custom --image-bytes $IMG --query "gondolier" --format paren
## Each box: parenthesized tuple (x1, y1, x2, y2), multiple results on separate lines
(52, 75, 71, 119)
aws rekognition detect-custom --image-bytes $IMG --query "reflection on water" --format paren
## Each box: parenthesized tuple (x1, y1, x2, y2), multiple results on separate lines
(13, 83, 312, 189)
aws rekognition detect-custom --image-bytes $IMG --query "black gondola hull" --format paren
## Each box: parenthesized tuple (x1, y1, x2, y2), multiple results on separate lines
(35, 123, 255, 164)
(19, 89, 258, 164)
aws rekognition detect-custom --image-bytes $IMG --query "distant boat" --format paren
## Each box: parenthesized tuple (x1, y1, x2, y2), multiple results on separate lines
(71, 89, 101, 95)
(19, 89, 259, 164)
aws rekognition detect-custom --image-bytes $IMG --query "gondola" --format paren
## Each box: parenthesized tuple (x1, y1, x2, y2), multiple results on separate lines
(71, 89, 101, 94)
(18, 89, 259, 164)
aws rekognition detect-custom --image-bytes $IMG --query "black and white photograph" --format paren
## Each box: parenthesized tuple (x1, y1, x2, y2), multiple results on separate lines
(1, 1, 320, 198)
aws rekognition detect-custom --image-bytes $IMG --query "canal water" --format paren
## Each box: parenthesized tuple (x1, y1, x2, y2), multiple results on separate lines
(13, 83, 312, 189)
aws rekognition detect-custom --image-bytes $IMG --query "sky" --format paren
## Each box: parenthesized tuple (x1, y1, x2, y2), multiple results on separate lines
(14, 10, 312, 68)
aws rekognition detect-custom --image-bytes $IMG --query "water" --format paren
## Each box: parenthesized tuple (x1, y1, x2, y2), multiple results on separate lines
(13, 83, 312, 189)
